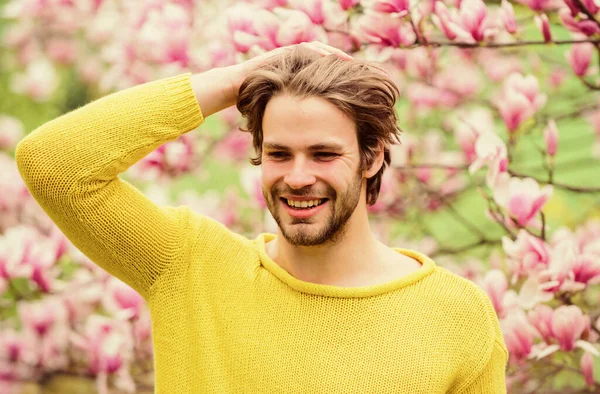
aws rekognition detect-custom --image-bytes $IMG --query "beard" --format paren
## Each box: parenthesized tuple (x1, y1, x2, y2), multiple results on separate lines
(263, 171, 363, 246)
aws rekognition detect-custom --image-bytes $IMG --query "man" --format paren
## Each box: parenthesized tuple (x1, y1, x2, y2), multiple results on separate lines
(16, 42, 508, 393)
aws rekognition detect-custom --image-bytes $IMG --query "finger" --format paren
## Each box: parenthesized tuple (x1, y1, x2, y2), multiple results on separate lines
(301, 42, 332, 57)
(309, 41, 353, 60)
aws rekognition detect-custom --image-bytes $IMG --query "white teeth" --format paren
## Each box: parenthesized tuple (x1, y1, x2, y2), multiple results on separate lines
(286, 199, 324, 208)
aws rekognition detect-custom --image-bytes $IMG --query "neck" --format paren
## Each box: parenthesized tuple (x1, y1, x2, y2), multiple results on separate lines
(267, 202, 385, 287)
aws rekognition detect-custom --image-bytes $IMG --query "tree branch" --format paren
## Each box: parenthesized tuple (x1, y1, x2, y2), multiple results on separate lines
(410, 38, 600, 49)
(572, 0, 600, 29)
(508, 169, 600, 193)
(431, 238, 501, 257)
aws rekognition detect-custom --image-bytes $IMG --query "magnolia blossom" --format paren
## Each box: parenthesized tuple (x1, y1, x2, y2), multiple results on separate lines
(502, 309, 538, 364)
(543, 120, 559, 157)
(537, 239, 600, 293)
(534, 13, 552, 42)
(339, 0, 360, 10)
(432, 0, 497, 43)
(370, 0, 410, 15)
(468, 132, 508, 189)
(494, 177, 553, 228)
(566, 42, 594, 77)
(559, 7, 600, 36)
(9, 58, 59, 102)
(481, 269, 508, 318)
(528, 304, 554, 344)
(71, 315, 135, 394)
(500, 0, 517, 34)
(497, 73, 547, 133)
(290, 0, 347, 28)
(240, 165, 266, 209)
(0, 115, 25, 151)
(103, 277, 145, 320)
(581, 352, 595, 387)
(356, 10, 416, 47)
(503, 230, 550, 282)
(454, 107, 495, 163)
(535, 305, 599, 359)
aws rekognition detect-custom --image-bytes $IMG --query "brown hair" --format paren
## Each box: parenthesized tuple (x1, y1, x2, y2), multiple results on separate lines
(236, 45, 401, 205)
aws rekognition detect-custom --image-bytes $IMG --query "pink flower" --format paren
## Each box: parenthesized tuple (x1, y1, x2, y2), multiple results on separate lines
(496, 73, 546, 132)
(544, 119, 559, 156)
(497, 89, 534, 132)
(103, 277, 144, 320)
(432, 2, 459, 40)
(552, 305, 591, 351)
(468, 132, 508, 188)
(0, 328, 37, 380)
(532, 305, 600, 360)
(371, 0, 410, 15)
(494, 177, 553, 227)
(70, 315, 134, 390)
(528, 304, 554, 344)
(406, 83, 459, 109)
(502, 229, 550, 281)
(18, 297, 67, 338)
(504, 73, 547, 111)
(432, 0, 496, 42)
(276, 9, 325, 46)
(502, 310, 537, 364)
(535, 13, 552, 42)
(581, 352, 595, 387)
(339, 0, 360, 10)
(240, 166, 266, 209)
(214, 129, 253, 163)
(481, 269, 508, 318)
(433, 62, 482, 98)
(538, 240, 583, 293)
(357, 11, 416, 47)
(459, 0, 492, 42)
(46, 37, 77, 65)
(0, 116, 24, 151)
(501, 0, 517, 34)
(516, 0, 554, 11)
(559, 7, 600, 36)
(291, 0, 347, 28)
(572, 253, 600, 286)
(566, 42, 594, 77)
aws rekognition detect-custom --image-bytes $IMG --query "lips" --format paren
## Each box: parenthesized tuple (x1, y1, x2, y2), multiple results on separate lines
(280, 198, 329, 219)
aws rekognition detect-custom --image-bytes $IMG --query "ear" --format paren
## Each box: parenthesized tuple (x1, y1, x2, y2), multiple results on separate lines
(362, 144, 385, 179)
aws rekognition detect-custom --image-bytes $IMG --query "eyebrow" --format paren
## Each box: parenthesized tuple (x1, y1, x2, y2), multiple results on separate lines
(262, 142, 345, 151)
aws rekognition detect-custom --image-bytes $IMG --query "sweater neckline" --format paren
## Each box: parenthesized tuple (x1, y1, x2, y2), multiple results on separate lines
(254, 233, 436, 298)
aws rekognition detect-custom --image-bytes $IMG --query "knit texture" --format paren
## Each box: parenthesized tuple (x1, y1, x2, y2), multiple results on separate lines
(15, 73, 508, 393)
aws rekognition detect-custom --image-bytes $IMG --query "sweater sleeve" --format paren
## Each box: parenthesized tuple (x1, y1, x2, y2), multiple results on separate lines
(459, 339, 508, 394)
(14, 73, 204, 300)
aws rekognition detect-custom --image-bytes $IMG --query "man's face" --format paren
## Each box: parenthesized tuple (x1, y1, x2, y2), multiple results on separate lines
(261, 94, 365, 246)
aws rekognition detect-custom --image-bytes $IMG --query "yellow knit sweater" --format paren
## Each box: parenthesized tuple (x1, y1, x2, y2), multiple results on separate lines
(15, 73, 508, 393)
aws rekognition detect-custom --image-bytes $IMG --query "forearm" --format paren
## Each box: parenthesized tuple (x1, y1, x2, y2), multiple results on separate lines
(190, 65, 244, 118)
(16, 73, 203, 196)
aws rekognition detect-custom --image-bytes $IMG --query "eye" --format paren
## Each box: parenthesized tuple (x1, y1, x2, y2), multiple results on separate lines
(315, 152, 339, 160)
(266, 151, 289, 159)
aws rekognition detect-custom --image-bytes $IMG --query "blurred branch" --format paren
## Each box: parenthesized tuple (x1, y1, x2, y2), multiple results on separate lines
(325, 28, 600, 50)
(431, 237, 502, 257)
(572, 0, 600, 29)
(508, 169, 600, 193)
(416, 38, 600, 48)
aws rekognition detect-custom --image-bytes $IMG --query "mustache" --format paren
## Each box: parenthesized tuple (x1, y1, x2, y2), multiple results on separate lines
(270, 184, 335, 199)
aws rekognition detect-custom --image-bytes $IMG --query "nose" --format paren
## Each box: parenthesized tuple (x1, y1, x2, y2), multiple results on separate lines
(283, 158, 317, 190)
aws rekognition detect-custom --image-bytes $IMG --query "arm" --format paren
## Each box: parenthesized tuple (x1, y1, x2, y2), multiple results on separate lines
(459, 340, 508, 394)
(15, 42, 349, 300)
(14, 69, 239, 300)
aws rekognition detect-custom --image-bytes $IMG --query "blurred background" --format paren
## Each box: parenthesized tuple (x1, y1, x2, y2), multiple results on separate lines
(1, 0, 600, 392)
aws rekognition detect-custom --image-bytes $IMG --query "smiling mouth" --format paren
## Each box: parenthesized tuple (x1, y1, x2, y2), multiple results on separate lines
(280, 198, 329, 210)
